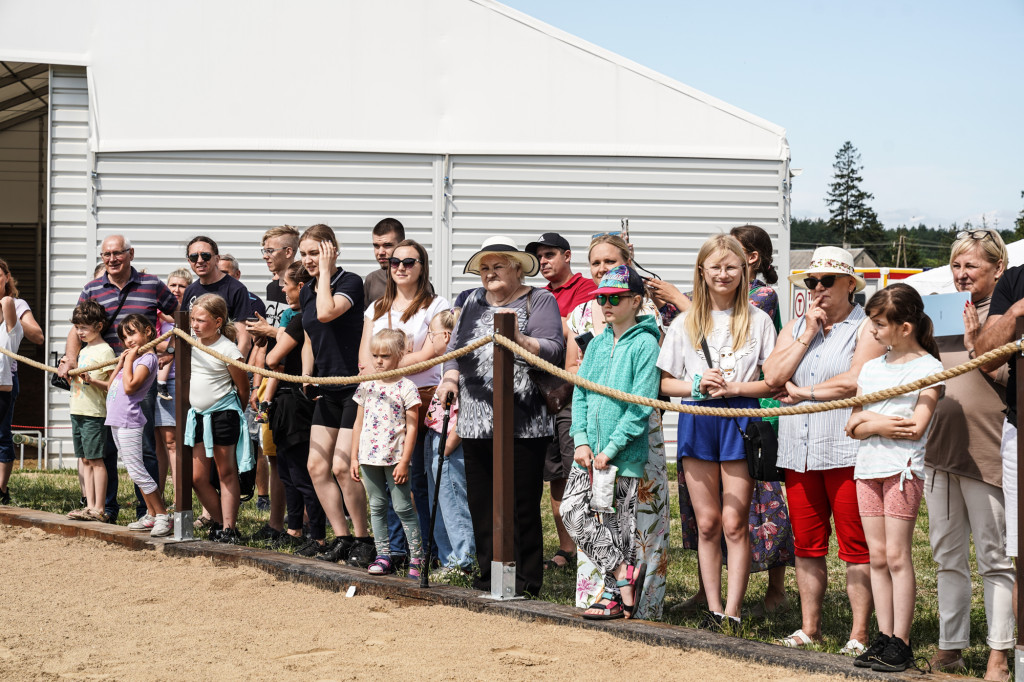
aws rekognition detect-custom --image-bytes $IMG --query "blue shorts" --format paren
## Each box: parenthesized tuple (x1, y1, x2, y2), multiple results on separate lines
(676, 396, 760, 463)
(154, 379, 175, 427)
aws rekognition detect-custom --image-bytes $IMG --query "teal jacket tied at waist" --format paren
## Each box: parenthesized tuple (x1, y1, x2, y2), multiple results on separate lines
(570, 315, 660, 479)
(184, 392, 254, 473)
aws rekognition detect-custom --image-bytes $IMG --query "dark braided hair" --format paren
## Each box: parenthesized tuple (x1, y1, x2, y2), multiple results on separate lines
(730, 224, 778, 285)
(864, 283, 940, 360)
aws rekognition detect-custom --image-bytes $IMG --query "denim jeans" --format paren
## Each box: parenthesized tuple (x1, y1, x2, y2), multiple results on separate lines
(425, 430, 475, 569)
(0, 373, 18, 464)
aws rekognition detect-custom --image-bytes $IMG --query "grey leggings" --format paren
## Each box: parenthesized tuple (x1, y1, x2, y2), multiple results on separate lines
(360, 464, 423, 560)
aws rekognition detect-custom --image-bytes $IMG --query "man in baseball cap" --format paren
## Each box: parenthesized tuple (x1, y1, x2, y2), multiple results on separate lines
(525, 232, 597, 571)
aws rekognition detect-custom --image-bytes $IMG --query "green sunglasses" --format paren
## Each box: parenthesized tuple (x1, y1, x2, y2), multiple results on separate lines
(596, 294, 626, 306)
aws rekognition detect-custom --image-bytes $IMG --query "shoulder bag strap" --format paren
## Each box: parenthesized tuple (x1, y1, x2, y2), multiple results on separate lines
(700, 335, 746, 440)
(101, 282, 135, 335)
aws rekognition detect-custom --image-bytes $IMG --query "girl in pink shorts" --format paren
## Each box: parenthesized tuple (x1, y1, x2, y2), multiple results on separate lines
(845, 283, 944, 673)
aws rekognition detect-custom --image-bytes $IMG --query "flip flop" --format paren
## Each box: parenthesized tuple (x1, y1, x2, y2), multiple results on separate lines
(543, 549, 576, 571)
(777, 629, 816, 648)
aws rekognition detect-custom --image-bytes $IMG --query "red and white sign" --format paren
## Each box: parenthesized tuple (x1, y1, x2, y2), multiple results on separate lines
(793, 290, 806, 318)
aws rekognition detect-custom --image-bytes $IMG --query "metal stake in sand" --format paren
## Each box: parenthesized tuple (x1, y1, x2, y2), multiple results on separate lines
(172, 310, 194, 541)
(421, 391, 455, 588)
(482, 312, 522, 601)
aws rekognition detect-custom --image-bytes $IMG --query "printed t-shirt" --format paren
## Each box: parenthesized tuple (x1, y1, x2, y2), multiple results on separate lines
(300, 268, 364, 390)
(854, 353, 945, 484)
(70, 342, 116, 417)
(182, 274, 252, 321)
(363, 295, 451, 387)
(424, 389, 459, 435)
(189, 334, 243, 411)
(105, 352, 159, 428)
(656, 306, 777, 391)
(353, 378, 421, 466)
(265, 279, 288, 327)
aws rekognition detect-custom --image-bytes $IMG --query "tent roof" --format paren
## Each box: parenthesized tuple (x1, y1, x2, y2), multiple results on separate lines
(0, 62, 48, 133)
(0, 0, 787, 159)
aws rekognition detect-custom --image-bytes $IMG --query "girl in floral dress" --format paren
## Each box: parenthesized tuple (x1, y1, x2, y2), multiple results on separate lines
(566, 235, 670, 620)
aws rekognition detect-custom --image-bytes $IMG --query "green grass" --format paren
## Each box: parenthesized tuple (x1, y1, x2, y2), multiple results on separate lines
(6, 463, 999, 675)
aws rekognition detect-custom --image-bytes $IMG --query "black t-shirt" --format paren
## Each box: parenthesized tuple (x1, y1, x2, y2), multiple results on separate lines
(990, 264, 1024, 417)
(248, 292, 267, 319)
(182, 274, 253, 321)
(300, 267, 363, 391)
(265, 279, 288, 327)
(279, 313, 306, 388)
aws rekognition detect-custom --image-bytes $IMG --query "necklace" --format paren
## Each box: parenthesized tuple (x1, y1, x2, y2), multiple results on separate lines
(488, 286, 524, 307)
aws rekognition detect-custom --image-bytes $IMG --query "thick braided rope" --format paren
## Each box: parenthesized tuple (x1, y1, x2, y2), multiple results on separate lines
(491, 333, 1023, 418)
(0, 330, 174, 377)
(168, 327, 490, 385)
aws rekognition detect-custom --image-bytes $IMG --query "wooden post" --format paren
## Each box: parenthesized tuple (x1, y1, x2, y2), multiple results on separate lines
(172, 310, 194, 540)
(487, 311, 518, 600)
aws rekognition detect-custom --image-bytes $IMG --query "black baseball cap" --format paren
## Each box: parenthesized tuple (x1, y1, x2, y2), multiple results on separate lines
(525, 232, 571, 255)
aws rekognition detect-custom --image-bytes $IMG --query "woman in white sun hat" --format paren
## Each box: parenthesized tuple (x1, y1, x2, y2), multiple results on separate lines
(762, 246, 887, 654)
(438, 235, 565, 596)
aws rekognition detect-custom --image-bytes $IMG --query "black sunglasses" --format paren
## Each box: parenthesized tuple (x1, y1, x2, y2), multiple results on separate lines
(956, 229, 996, 242)
(803, 275, 838, 289)
(596, 294, 625, 306)
(388, 257, 422, 269)
(188, 252, 214, 263)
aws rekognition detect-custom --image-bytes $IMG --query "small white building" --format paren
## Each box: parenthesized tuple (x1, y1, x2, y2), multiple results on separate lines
(0, 0, 791, 462)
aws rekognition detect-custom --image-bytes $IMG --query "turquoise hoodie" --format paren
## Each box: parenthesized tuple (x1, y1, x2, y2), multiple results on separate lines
(570, 315, 660, 478)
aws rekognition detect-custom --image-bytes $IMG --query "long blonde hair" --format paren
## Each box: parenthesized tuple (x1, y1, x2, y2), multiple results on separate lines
(684, 235, 751, 350)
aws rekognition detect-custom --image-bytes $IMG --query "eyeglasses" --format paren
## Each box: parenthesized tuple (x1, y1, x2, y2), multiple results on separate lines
(803, 275, 838, 289)
(188, 252, 214, 264)
(956, 229, 996, 242)
(388, 257, 422, 269)
(100, 249, 130, 260)
(596, 294, 625, 306)
(260, 246, 287, 256)
(427, 330, 449, 338)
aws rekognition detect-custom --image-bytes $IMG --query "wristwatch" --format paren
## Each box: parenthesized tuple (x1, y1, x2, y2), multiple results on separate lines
(166, 342, 175, 355)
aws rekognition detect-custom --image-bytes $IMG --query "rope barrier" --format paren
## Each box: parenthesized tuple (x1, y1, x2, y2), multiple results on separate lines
(3, 326, 1020, 418)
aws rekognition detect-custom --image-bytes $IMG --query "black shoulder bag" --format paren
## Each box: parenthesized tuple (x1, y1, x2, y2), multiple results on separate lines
(699, 337, 782, 482)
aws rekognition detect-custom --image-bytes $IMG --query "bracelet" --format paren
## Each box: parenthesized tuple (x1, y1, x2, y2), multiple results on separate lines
(810, 384, 816, 401)
(691, 373, 706, 400)
(796, 336, 810, 348)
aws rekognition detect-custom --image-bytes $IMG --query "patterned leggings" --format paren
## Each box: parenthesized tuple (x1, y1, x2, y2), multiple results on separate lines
(111, 426, 157, 495)
(561, 466, 638, 595)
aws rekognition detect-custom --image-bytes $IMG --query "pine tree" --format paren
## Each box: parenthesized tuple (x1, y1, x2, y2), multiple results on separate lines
(1014, 190, 1024, 241)
(825, 141, 883, 248)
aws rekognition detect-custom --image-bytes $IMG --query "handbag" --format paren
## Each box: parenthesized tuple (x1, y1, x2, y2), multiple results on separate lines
(522, 288, 573, 414)
(699, 337, 782, 482)
(50, 352, 71, 391)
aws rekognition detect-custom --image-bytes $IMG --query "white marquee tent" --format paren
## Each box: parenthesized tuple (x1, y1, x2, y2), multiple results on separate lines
(0, 0, 791, 459)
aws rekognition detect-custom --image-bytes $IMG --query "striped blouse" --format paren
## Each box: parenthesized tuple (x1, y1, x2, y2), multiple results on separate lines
(777, 304, 866, 472)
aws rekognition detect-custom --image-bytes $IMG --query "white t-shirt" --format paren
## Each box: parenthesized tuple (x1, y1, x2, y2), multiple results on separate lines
(0, 321, 24, 386)
(189, 333, 243, 411)
(656, 306, 776, 396)
(363, 295, 450, 387)
(854, 353, 945, 484)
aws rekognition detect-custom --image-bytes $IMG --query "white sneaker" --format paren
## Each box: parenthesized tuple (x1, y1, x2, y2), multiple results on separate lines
(127, 514, 155, 531)
(150, 514, 173, 538)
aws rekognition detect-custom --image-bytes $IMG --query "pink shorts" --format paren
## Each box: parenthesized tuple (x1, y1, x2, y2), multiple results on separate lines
(856, 475, 924, 521)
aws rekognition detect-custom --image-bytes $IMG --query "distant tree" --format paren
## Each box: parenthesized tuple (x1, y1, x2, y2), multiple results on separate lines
(1015, 191, 1024, 241)
(825, 141, 884, 250)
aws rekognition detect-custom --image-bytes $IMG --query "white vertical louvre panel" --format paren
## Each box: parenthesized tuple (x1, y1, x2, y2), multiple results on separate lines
(91, 151, 439, 295)
(46, 65, 90, 437)
(448, 155, 787, 451)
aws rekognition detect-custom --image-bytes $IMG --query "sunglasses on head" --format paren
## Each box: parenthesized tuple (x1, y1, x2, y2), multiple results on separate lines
(956, 229, 996, 242)
(388, 257, 421, 269)
(596, 294, 629, 306)
(803, 274, 838, 289)
(188, 252, 214, 263)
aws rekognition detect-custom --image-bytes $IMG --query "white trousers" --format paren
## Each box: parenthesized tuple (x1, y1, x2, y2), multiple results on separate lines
(925, 466, 1015, 650)
(1000, 419, 1017, 557)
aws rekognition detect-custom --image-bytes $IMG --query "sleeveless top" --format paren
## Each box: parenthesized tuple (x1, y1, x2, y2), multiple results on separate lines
(777, 304, 866, 472)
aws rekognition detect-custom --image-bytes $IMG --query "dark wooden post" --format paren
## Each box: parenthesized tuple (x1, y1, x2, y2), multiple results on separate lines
(488, 311, 518, 599)
(1016, 318, 1024, 676)
(172, 310, 194, 540)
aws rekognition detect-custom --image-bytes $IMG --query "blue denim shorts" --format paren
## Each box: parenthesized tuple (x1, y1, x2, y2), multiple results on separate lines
(676, 396, 760, 463)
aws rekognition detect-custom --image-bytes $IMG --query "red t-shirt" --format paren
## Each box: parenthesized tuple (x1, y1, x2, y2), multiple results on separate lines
(545, 272, 597, 317)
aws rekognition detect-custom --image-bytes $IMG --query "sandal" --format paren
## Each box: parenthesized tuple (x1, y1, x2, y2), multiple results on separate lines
(543, 549, 576, 571)
(407, 558, 424, 580)
(581, 592, 625, 620)
(367, 556, 394, 575)
(617, 562, 647, 619)
(777, 629, 817, 648)
(193, 516, 214, 530)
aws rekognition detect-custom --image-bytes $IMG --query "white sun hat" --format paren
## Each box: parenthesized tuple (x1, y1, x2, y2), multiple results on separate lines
(463, 235, 540, 277)
(788, 246, 866, 292)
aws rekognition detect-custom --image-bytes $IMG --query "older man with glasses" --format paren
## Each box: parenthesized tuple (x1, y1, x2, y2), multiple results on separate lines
(58, 234, 179, 523)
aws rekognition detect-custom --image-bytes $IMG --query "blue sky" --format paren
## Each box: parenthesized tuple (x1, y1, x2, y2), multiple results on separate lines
(501, 0, 1024, 230)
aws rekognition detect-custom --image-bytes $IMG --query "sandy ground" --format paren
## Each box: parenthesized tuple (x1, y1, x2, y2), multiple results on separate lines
(0, 525, 851, 682)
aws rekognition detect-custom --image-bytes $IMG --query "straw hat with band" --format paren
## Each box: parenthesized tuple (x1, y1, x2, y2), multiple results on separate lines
(464, 236, 539, 277)
(787, 246, 866, 292)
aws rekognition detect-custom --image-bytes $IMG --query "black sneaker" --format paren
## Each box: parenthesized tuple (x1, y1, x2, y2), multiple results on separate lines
(0, 488, 10, 505)
(271, 532, 306, 550)
(256, 495, 271, 512)
(316, 536, 357, 563)
(157, 383, 172, 401)
(294, 538, 325, 557)
(252, 523, 283, 542)
(697, 611, 724, 631)
(217, 527, 242, 545)
(347, 539, 377, 568)
(871, 636, 913, 672)
(854, 633, 890, 668)
(207, 521, 224, 542)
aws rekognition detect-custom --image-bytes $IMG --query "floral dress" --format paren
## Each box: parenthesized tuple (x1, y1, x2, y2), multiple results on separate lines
(568, 298, 671, 620)
(673, 280, 795, 572)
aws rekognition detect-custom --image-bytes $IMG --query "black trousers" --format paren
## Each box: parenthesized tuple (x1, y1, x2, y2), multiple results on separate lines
(271, 392, 326, 540)
(462, 437, 548, 596)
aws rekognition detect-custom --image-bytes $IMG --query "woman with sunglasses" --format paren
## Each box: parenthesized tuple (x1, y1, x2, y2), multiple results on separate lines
(562, 264, 661, 620)
(762, 246, 886, 652)
(566, 234, 670, 620)
(358, 239, 449, 565)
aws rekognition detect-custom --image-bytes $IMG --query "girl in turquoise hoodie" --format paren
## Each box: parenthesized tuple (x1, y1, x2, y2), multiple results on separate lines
(562, 265, 661, 620)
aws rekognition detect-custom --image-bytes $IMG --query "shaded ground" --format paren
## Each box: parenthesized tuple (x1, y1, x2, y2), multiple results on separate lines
(0, 524, 856, 682)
